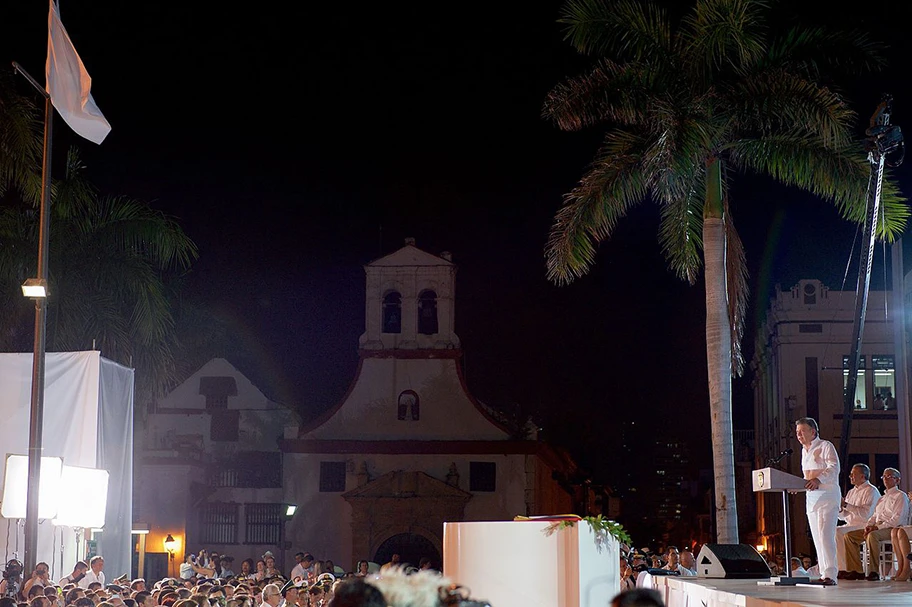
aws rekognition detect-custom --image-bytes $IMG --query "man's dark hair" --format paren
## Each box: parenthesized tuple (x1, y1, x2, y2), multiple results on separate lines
(133, 592, 150, 605)
(0, 598, 16, 607)
(74, 599, 95, 607)
(27, 586, 45, 599)
(124, 600, 136, 607)
(327, 580, 385, 607)
(611, 588, 664, 607)
(65, 589, 82, 605)
(302, 554, 314, 564)
(42, 588, 57, 599)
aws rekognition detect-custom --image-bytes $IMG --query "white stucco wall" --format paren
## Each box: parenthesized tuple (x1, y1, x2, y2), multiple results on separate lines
(303, 358, 509, 440)
(282, 452, 528, 569)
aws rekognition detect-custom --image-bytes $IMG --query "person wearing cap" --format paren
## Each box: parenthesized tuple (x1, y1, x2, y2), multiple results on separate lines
(278, 580, 299, 607)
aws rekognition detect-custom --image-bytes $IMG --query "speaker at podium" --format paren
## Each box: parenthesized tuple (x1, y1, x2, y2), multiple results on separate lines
(696, 544, 771, 579)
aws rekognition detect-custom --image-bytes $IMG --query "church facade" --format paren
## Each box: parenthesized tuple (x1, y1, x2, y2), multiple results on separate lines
(279, 239, 580, 569)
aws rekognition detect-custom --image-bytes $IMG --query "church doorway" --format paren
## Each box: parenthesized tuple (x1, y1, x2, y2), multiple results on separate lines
(373, 532, 441, 569)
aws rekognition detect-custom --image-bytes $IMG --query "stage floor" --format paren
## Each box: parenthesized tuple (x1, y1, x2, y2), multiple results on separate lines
(652, 574, 912, 607)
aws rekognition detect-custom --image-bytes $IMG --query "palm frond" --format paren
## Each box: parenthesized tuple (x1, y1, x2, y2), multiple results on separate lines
(0, 68, 43, 204)
(681, 0, 769, 71)
(724, 70, 855, 147)
(723, 189, 748, 377)
(543, 59, 656, 130)
(764, 26, 886, 78)
(658, 172, 704, 284)
(546, 131, 652, 284)
(559, 0, 671, 61)
(724, 135, 908, 237)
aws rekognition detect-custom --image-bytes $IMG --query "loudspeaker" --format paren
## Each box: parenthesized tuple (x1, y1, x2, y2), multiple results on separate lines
(696, 544, 771, 579)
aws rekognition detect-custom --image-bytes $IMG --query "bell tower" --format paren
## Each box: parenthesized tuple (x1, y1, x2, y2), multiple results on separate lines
(359, 238, 460, 351)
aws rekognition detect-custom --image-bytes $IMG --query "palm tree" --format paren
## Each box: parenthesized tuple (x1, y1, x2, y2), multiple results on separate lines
(0, 147, 197, 409)
(543, 0, 907, 542)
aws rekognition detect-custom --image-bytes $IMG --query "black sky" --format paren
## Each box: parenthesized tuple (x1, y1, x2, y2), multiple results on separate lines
(4, 1, 912, 498)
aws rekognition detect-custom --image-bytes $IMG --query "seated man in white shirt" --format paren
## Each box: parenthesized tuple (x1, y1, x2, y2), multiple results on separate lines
(836, 463, 881, 578)
(842, 467, 910, 580)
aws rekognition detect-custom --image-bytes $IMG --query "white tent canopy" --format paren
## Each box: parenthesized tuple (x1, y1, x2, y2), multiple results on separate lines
(0, 352, 133, 579)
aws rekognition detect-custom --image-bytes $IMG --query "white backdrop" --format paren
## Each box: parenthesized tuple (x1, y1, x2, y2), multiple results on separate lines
(0, 352, 133, 580)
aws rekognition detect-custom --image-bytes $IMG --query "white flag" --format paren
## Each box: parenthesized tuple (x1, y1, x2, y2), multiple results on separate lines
(46, 1, 111, 144)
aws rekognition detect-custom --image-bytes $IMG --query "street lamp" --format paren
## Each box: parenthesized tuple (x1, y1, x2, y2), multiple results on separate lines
(164, 534, 176, 576)
(20, 278, 48, 299)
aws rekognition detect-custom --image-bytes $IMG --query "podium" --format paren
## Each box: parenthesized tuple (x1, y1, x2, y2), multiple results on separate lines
(752, 467, 809, 585)
(443, 520, 619, 607)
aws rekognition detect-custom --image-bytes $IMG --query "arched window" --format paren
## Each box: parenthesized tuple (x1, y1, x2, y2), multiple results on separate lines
(417, 290, 438, 335)
(383, 291, 402, 334)
(397, 390, 419, 421)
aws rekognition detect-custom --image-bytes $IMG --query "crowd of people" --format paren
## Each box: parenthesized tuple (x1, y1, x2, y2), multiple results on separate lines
(0, 549, 468, 607)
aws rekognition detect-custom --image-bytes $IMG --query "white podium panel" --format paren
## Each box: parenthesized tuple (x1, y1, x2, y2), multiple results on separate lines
(443, 521, 619, 607)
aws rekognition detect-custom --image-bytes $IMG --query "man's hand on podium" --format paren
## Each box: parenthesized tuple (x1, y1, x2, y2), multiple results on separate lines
(805, 477, 820, 491)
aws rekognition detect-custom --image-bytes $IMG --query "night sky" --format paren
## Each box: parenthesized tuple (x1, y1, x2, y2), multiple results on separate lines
(4, 1, 912, 512)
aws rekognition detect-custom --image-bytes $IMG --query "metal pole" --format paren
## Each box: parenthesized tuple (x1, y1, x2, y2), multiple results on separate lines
(781, 490, 792, 577)
(24, 89, 53, 575)
(892, 239, 912, 480)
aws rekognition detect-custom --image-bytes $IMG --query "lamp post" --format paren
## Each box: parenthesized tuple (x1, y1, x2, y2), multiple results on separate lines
(164, 534, 176, 577)
(12, 60, 54, 576)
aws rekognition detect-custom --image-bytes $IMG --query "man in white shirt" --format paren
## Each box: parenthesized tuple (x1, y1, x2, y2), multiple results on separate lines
(259, 583, 282, 607)
(78, 556, 105, 589)
(842, 467, 910, 580)
(679, 550, 697, 576)
(796, 417, 841, 585)
(58, 561, 89, 586)
(836, 463, 881, 578)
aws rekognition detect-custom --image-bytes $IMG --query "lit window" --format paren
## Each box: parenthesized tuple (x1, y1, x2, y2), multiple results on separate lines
(843, 355, 867, 409)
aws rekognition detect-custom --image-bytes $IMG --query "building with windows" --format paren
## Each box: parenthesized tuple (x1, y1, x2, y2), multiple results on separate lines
(751, 279, 898, 557)
(278, 239, 583, 569)
(135, 358, 299, 578)
(135, 239, 585, 574)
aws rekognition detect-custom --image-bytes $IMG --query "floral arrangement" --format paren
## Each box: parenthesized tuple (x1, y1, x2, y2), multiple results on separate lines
(541, 515, 631, 552)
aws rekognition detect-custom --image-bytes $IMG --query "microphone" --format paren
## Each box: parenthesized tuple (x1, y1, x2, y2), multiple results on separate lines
(767, 448, 793, 466)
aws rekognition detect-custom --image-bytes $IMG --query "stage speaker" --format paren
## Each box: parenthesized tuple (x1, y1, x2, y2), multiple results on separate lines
(696, 544, 771, 579)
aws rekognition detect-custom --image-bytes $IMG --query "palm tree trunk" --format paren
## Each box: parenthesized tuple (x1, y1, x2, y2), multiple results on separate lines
(704, 158, 738, 544)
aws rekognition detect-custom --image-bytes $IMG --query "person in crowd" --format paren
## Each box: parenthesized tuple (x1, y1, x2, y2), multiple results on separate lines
(789, 557, 808, 577)
(661, 548, 686, 576)
(889, 489, 912, 581)
(253, 562, 266, 584)
(238, 561, 255, 581)
(22, 563, 51, 597)
(59, 563, 89, 588)
(679, 550, 696, 576)
(379, 556, 399, 573)
(353, 562, 368, 579)
(288, 556, 307, 583)
(842, 467, 910, 580)
(262, 556, 280, 581)
(259, 584, 281, 607)
(800, 555, 819, 578)
(79, 558, 105, 590)
(218, 559, 235, 580)
(610, 588, 664, 607)
(132, 593, 153, 607)
(836, 463, 881, 577)
(619, 554, 636, 592)
(796, 417, 840, 585)
(325, 579, 384, 607)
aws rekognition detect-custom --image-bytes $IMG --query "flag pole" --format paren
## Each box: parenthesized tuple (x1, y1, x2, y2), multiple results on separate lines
(11, 60, 53, 576)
